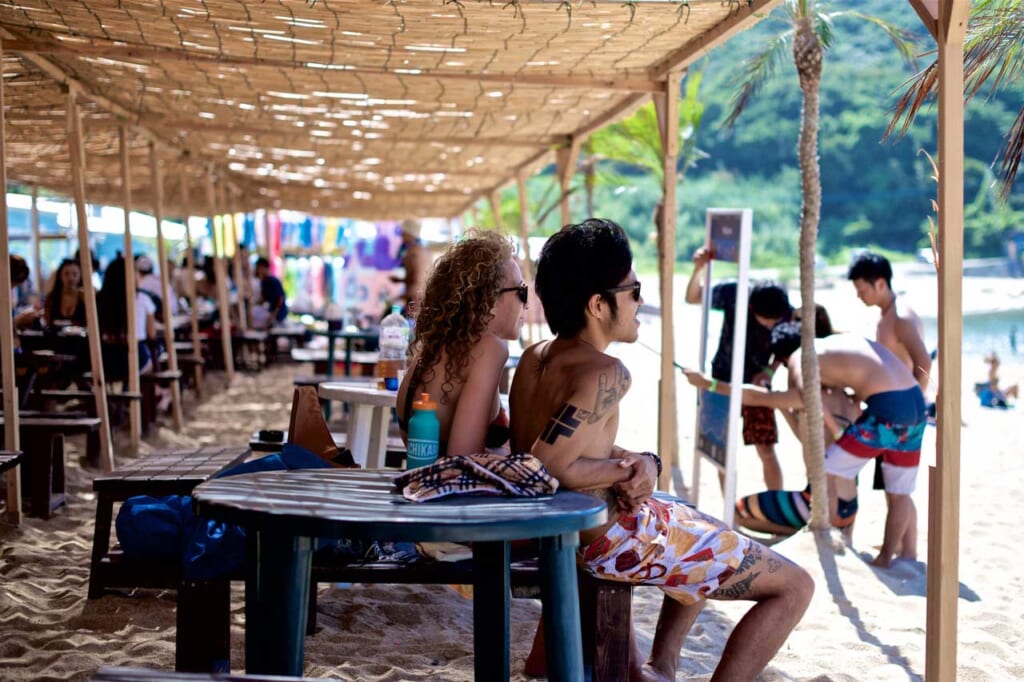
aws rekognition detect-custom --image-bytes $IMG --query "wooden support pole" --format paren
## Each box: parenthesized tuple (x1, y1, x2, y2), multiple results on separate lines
(119, 127, 141, 452)
(926, 2, 969, 679)
(220, 184, 247, 332)
(30, 185, 42, 294)
(181, 172, 203, 399)
(471, 204, 481, 231)
(262, 209, 272, 259)
(555, 137, 582, 227)
(150, 143, 184, 430)
(0, 38, 24, 523)
(66, 91, 114, 472)
(515, 172, 535, 346)
(488, 192, 503, 232)
(207, 170, 235, 384)
(653, 71, 682, 493)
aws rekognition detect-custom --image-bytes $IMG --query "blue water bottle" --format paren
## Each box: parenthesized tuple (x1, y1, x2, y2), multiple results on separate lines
(407, 392, 440, 469)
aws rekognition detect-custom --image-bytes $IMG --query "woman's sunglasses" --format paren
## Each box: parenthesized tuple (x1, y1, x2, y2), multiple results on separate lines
(604, 280, 642, 302)
(499, 282, 529, 305)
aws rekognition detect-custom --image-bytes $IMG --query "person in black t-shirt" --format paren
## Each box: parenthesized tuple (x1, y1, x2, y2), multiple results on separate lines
(685, 246, 791, 489)
(254, 257, 288, 326)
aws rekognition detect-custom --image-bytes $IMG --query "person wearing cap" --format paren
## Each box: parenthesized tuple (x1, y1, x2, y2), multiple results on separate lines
(391, 219, 431, 315)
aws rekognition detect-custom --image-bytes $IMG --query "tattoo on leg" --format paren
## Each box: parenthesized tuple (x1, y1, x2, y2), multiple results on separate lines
(767, 556, 782, 573)
(710, 544, 763, 600)
(540, 403, 591, 444)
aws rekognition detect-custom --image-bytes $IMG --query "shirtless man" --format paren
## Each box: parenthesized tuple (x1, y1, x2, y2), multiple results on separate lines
(847, 252, 931, 391)
(684, 324, 928, 568)
(392, 219, 432, 314)
(848, 251, 930, 555)
(511, 219, 813, 682)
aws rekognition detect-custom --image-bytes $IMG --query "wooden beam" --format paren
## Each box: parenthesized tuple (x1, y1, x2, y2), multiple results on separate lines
(150, 143, 184, 430)
(515, 171, 535, 346)
(30, 185, 42, 294)
(908, 0, 940, 40)
(223, 189, 249, 333)
(119, 127, 142, 452)
(649, 0, 787, 79)
(67, 91, 114, 472)
(654, 71, 682, 493)
(2, 38, 664, 93)
(0, 38, 23, 524)
(181, 169, 204, 400)
(555, 136, 582, 227)
(488, 191, 503, 232)
(208, 170, 235, 385)
(449, 145, 554, 219)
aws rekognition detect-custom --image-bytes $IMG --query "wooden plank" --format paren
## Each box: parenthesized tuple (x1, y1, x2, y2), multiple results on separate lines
(66, 90, 114, 473)
(150, 142, 184, 430)
(30, 185, 42, 294)
(0, 38, 23, 523)
(181, 169, 204, 399)
(908, 0, 940, 40)
(119, 127, 142, 452)
(654, 72, 682, 492)
(926, 3, 968, 679)
(222, 186, 248, 332)
(515, 171, 535, 346)
(208, 169, 236, 384)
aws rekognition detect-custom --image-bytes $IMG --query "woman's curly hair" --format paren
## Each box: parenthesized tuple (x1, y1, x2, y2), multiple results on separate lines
(410, 230, 513, 404)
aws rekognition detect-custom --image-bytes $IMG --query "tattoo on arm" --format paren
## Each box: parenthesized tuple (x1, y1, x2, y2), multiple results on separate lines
(539, 403, 593, 445)
(588, 364, 631, 423)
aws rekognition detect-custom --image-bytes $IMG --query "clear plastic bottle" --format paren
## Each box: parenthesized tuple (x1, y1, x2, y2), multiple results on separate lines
(377, 304, 409, 390)
(407, 392, 440, 469)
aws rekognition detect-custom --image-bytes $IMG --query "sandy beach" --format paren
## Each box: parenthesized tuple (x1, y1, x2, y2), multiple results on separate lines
(3, 275, 1023, 680)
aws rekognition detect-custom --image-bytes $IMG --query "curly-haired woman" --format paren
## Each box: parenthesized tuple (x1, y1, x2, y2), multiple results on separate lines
(396, 230, 528, 457)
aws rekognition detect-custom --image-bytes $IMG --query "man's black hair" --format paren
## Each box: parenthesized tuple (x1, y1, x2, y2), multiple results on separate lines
(770, 321, 803, 362)
(255, 257, 270, 270)
(749, 281, 790, 319)
(847, 251, 892, 289)
(535, 218, 633, 337)
(9, 255, 29, 286)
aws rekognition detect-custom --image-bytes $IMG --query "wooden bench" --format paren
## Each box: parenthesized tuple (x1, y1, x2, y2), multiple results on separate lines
(87, 446, 252, 599)
(0, 416, 101, 518)
(233, 330, 269, 370)
(93, 666, 326, 681)
(30, 389, 143, 426)
(0, 450, 24, 475)
(161, 351, 206, 398)
(140, 371, 184, 429)
(174, 554, 630, 679)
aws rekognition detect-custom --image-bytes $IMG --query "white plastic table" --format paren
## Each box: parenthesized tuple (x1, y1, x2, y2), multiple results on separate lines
(318, 381, 396, 467)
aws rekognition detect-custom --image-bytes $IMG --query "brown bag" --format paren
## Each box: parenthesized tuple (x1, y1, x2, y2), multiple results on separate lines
(286, 386, 358, 468)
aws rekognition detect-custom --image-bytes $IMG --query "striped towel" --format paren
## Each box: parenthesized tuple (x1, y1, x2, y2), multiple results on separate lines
(394, 452, 558, 502)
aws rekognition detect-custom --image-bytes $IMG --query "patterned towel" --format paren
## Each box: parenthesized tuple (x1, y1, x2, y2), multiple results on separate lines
(394, 452, 558, 502)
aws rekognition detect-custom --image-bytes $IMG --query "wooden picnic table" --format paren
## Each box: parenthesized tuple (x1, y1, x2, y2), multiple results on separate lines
(193, 468, 606, 681)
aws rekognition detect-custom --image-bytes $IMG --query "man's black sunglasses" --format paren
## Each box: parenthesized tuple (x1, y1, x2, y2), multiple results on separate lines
(604, 281, 641, 302)
(499, 282, 529, 305)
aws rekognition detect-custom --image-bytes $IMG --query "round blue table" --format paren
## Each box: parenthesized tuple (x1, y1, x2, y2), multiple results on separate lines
(193, 468, 607, 681)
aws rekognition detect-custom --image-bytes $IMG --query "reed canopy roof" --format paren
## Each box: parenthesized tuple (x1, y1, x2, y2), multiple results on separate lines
(0, 0, 781, 220)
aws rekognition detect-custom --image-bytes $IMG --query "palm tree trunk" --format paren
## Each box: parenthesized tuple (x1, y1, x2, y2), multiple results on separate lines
(793, 13, 829, 531)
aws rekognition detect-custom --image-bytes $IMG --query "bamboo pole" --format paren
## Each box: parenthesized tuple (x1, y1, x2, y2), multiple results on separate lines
(30, 185, 42, 294)
(262, 209, 272, 259)
(488, 192, 502, 232)
(149, 143, 183, 429)
(653, 71, 682, 493)
(221, 184, 248, 332)
(181, 171, 203, 399)
(118, 127, 141, 452)
(66, 91, 114, 472)
(0, 38, 23, 523)
(515, 171, 535, 346)
(555, 137, 581, 227)
(207, 170, 235, 384)
(925, 2, 969, 679)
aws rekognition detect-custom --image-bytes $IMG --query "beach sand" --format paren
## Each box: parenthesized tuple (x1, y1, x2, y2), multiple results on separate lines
(2, 295, 1023, 680)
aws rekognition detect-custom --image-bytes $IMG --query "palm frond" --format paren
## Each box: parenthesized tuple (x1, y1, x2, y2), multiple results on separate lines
(997, 107, 1024, 200)
(723, 29, 794, 129)
(827, 10, 919, 68)
(813, 11, 835, 51)
(885, 61, 937, 141)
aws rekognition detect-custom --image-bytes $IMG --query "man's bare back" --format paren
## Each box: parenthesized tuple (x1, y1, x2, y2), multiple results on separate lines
(814, 334, 919, 401)
(510, 338, 627, 542)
